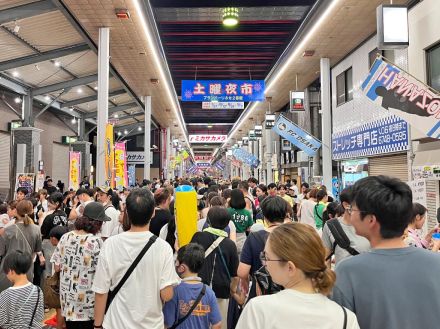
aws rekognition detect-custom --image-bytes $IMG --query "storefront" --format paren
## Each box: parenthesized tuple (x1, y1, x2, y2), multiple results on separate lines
(332, 116, 410, 186)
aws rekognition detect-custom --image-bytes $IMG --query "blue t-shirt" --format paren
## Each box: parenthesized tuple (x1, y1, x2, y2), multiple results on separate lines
(163, 282, 222, 329)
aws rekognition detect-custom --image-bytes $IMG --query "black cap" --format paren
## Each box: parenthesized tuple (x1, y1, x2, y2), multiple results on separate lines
(76, 188, 89, 196)
(83, 202, 111, 222)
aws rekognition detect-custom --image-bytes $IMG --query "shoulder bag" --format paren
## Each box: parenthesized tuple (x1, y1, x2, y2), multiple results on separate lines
(325, 219, 359, 261)
(105, 235, 157, 313)
(169, 285, 206, 329)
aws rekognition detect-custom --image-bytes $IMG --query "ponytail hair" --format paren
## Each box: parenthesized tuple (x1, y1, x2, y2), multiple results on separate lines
(268, 222, 336, 295)
(16, 200, 34, 226)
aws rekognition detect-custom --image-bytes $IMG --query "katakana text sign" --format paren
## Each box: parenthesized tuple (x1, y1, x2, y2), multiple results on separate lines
(181, 80, 265, 102)
(332, 116, 409, 160)
(189, 135, 227, 144)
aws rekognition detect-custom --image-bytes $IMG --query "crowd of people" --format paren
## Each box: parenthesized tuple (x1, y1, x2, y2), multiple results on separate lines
(0, 174, 439, 329)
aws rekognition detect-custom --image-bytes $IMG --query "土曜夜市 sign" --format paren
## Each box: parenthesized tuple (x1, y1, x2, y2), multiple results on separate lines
(181, 80, 265, 102)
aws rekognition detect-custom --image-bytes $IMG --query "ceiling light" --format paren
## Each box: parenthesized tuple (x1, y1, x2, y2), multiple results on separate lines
(138, 126, 142, 131)
(12, 71, 19, 78)
(14, 97, 22, 104)
(222, 7, 239, 27)
(207, 125, 213, 128)
(94, 85, 98, 90)
(71, 117, 76, 124)
(124, 129, 128, 135)
(114, 114, 119, 118)
(69, 107, 74, 112)
(77, 88, 83, 94)
(117, 131, 122, 136)
(54, 61, 61, 67)
(45, 95, 51, 101)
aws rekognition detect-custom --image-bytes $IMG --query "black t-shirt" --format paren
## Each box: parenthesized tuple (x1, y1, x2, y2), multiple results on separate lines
(40, 209, 68, 240)
(191, 231, 239, 299)
(149, 208, 173, 236)
(240, 230, 269, 275)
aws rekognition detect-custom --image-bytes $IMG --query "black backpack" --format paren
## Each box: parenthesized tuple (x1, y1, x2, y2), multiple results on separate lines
(325, 219, 359, 261)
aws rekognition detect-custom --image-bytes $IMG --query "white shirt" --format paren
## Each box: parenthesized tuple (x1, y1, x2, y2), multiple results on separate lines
(92, 231, 179, 329)
(299, 199, 317, 228)
(100, 205, 120, 238)
(236, 289, 360, 329)
(76, 200, 93, 217)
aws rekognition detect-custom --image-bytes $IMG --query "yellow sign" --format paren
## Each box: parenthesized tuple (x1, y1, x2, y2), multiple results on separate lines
(69, 151, 81, 190)
(105, 123, 115, 188)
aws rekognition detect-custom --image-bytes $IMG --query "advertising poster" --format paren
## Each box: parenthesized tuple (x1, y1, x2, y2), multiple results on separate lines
(68, 151, 81, 190)
(362, 57, 440, 139)
(15, 173, 35, 198)
(128, 165, 136, 187)
(105, 123, 115, 188)
(115, 142, 128, 190)
(35, 173, 45, 191)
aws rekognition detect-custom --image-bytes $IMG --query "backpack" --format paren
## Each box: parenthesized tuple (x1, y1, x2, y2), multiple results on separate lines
(325, 219, 359, 261)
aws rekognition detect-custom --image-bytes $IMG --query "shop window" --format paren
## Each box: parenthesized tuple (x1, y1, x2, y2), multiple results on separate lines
(427, 42, 440, 92)
(336, 67, 353, 106)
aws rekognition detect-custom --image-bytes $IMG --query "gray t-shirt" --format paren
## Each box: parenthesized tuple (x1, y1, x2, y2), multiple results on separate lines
(332, 247, 440, 329)
(322, 218, 370, 264)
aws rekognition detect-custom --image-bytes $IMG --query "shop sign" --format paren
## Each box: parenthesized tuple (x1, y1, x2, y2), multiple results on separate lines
(115, 142, 128, 189)
(126, 151, 153, 164)
(194, 155, 212, 162)
(272, 114, 321, 157)
(105, 124, 115, 188)
(290, 91, 305, 112)
(202, 102, 244, 109)
(332, 115, 409, 160)
(232, 147, 260, 168)
(68, 151, 81, 190)
(189, 134, 227, 143)
(181, 80, 265, 102)
(362, 57, 440, 139)
(197, 162, 210, 168)
(412, 165, 440, 180)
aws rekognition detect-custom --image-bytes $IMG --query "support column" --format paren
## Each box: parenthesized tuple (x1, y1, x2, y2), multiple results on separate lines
(259, 136, 263, 183)
(320, 58, 332, 189)
(165, 127, 171, 179)
(265, 122, 273, 184)
(78, 114, 86, 141)
(22, 92, 33, 127)
(12, 127, 42, 174)
(96, 27, 110, 186)
(144, 96, 152, 180)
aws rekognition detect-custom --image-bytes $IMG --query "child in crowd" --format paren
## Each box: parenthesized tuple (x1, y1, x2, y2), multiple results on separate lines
(163, 243, 222, 329)
(0, 250, 44, 329)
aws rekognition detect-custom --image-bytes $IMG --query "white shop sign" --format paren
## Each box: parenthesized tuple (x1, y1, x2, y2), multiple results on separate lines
(126, 151, 153, 164)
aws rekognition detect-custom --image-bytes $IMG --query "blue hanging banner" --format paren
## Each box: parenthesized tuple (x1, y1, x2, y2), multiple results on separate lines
(272, 114, 321, 157)
(181, 80, 265, 102)
(232, 148, 260, 168)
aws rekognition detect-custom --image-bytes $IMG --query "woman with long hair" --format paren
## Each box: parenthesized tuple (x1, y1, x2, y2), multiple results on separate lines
(228, 189, 253, 255)
(236, 223, 360, 329)
(51, 202, 108, 329)
(0, 200, 43, 293)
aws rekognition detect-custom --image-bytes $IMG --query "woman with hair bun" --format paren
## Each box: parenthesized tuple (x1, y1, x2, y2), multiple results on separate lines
(236, 222, 360, 329)
(0, 200, 43, 293)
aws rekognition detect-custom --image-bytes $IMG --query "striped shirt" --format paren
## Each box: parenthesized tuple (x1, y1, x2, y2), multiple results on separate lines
(0, 283, 44, 329)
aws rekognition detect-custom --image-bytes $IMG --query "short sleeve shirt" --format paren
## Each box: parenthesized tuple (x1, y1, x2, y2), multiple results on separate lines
(240, 230, 269, 274)
(163, 282, 222, 329)
(51, 231, 103, 321)
(227, 208, 253, 233)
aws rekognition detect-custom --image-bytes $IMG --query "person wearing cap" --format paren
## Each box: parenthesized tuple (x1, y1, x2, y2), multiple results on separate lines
(96, 186, 120, 240)
(51, 202, 109, 329)
(68, 188, 93, 222)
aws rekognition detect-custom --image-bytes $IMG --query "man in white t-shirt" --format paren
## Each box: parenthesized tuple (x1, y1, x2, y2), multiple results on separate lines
(96, 186, 120, 240)
(68, 188, 93, 221)
(92, 188, 179, 329)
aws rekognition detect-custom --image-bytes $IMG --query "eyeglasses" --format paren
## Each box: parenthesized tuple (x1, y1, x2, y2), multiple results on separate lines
(259, 251, 286, 265)
(346, 205, 367, 216)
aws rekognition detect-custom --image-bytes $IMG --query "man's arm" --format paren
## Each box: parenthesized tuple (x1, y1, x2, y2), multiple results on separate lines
(94, 293, 108, 328)
(160, 285, 174, 303)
